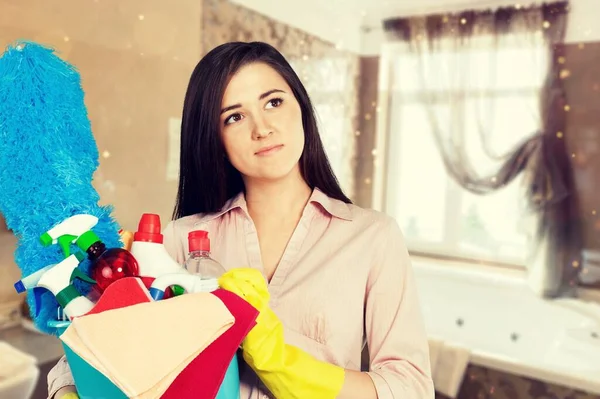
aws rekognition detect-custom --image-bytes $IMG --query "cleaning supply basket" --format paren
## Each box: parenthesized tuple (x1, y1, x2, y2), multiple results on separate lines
(48, 320, 241, 399)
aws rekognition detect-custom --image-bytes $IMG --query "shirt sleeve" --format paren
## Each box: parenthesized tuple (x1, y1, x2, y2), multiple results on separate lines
(47, 355, 75, 399)
(365, 216, 435, 398)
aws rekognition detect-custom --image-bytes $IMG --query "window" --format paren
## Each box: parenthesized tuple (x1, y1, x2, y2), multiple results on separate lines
(378, 37, 548, 266)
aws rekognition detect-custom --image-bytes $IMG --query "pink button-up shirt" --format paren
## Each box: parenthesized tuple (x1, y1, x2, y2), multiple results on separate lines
(47, 188, 433, 398)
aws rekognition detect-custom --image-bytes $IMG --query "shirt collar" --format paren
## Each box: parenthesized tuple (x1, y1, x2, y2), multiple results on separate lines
(308, 188, 353, 221)
(200, 187, 353, 223)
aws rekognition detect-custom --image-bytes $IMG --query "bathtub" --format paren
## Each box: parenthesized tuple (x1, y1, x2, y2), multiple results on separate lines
(412, 257, 600, 395)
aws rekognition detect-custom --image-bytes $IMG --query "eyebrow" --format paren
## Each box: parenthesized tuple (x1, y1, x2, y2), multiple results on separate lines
(220, 89, 285, 115)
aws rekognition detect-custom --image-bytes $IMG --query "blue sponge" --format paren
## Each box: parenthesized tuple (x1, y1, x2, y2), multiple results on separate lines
(0, 41, 122, 335)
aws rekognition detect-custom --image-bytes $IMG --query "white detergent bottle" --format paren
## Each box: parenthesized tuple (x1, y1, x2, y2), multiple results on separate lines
(129, 213, 187, 279)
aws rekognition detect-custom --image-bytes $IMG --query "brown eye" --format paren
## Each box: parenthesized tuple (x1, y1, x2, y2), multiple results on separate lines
(266, 98, 283, 109)
(224, 113, 243, 125)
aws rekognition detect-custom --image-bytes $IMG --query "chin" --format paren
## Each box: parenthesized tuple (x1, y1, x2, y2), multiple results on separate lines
(250, 163, 302, 183)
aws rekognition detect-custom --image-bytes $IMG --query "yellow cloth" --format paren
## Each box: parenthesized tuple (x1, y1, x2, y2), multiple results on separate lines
(61, 292, 234, 398)
(61, 393, 79, 399)
(218, 268, 345, 399)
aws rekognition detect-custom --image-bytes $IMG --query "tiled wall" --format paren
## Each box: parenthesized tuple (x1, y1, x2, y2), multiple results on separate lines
(561, 41, 600, 286)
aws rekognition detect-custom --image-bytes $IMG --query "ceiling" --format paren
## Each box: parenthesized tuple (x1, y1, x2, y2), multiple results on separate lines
(230, 0, 596, 53)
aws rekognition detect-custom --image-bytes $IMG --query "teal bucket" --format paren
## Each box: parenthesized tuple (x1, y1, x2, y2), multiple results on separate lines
(49, 320, 240, 399)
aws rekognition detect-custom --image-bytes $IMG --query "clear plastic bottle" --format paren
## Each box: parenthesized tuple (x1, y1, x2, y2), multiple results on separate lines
(185, 230, 226, 280)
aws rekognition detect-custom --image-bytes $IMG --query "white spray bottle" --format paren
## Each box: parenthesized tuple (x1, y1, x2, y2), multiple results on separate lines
(129, 213, 187, 279)
(34, 253, 97, 319)
(40, 214, 99, 258)
(14, 263, 59, 294)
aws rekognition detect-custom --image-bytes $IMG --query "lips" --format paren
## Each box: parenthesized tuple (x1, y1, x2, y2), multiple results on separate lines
(255, 144, 283, 156)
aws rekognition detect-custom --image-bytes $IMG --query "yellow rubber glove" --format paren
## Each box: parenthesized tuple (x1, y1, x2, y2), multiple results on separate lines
(218, 268, 345, 399)
(55, 386, 78, 399)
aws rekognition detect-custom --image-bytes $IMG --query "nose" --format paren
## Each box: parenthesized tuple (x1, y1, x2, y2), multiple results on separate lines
(251, 114, 272, 140)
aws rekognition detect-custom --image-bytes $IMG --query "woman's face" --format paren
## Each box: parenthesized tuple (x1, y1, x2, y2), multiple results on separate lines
(219, 62, 305, 183)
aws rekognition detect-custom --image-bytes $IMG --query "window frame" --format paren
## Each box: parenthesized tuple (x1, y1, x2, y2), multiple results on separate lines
(373, 42, 541, 268)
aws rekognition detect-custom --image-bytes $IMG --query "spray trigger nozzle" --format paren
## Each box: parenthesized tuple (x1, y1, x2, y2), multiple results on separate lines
(58, 234, 77, 258)
(40, 214, 99, 258)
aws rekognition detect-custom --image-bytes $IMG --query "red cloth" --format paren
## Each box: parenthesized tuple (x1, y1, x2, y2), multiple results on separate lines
(161, 289, 258, 399)
(85, 277, 151, 316)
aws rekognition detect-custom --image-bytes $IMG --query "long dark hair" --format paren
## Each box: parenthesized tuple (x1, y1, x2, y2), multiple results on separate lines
(172, 41, 351, 220)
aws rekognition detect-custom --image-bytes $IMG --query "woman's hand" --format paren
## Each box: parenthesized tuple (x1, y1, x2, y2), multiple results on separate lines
(217, 268, 270, 310)
(218, 268, 345, 399)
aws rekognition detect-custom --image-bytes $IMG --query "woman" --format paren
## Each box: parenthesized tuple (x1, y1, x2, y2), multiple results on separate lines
(48, 41, 433, 399)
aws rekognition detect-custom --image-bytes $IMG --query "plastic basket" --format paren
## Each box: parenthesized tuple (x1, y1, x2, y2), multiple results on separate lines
(49, 320, 240, 399)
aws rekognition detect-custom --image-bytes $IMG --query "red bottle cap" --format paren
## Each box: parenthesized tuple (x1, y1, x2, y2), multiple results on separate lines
(188, 230, 210, 252)
(134, 213, 163, 244)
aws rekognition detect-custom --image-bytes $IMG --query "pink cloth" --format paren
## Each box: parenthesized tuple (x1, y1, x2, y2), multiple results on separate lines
(48, 188, 434, 399)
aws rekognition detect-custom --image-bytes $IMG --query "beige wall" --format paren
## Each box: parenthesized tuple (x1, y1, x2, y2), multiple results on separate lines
(0, 0, 202, 229)
(0, 215, 20, 328)
(0, 0, 202, 315)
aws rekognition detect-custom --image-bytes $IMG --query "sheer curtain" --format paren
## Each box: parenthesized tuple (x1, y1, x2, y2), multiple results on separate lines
(383, 2, 580, 297)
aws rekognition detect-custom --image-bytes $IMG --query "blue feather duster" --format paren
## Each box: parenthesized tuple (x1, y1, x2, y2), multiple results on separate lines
(0, 41, 122, 335)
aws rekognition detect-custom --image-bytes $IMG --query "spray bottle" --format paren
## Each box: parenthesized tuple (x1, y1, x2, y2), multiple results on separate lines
(74, 230, 140, 294)
(149, 230, 225, 300)
(14, 263, 61, 294)
(129, 213, 187, 281)
(40, 214, 99, 258)
(34, 253, 97, 319)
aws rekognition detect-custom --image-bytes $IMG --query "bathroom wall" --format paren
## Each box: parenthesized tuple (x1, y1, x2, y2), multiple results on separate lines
(0, 0, 202, 231)
(561, 41, 600, 261)
(0, 216, 21, 329)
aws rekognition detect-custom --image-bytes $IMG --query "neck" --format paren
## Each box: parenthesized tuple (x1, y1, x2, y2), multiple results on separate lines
(244, 168, 312, 222)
